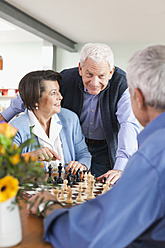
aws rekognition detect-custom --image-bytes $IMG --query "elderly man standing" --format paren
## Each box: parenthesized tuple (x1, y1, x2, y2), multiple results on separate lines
(29, 45, 165, 248)
(0, 43, 139, 183)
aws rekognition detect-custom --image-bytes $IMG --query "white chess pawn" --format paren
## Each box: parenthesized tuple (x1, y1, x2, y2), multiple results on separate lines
(65, 186, 73, 204)
(76, 187, 84, 203)
(86, 186, 95, 200)
(52, 188, 59, 200)
(59, 188, 65, 202)
(63, 179, 68, 191)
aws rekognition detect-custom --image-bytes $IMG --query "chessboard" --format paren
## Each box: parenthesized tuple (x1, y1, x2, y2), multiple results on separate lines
(21, 166, 112, 207)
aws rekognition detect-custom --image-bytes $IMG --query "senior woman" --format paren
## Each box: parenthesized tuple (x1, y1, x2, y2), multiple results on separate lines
(9, 70, 91, 174)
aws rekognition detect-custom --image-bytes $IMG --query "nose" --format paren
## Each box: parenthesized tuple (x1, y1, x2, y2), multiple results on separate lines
(57, 91, 63, 100)
(90, 76, 99, 86)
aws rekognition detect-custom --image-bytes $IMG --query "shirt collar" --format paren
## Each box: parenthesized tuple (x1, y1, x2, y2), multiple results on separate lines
(138, 111, 165, 147)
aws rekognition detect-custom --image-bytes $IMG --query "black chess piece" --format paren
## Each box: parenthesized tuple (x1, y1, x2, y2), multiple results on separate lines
(57, 163, 63, 184)
(82, 169, 87, 181)
(53, 176, 58, 186)
(47, 164, 53, 183)
(76, 168, 81, 182)
(103, 176, 107, 184)
(72, 174, 77, 185)
(67, 168, 73, 186)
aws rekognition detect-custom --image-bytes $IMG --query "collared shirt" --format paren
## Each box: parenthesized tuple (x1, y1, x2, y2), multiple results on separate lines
(28, 110, 65, 172)
(80, 87, 105, 139)
(80, 87, 139, 170)
(43, 112, 165, 248)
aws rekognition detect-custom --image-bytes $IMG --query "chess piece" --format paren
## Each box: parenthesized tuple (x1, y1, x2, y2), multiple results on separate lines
(86, 186, 95, 200)
(57, 163, 63, 184)
(103, 176, 107, 184)
(53, 176, 58, 186)
(76, 184, 84, 203)
(67, 168, 73, 186)
(102, 184, 109, 194)
(82, 176, 87, 189)
(52, 188, 59, 200)
(76, 168, 81, 182)
(65, 186, 73, 204)
(47, 164, 53, 183)
(63, 179, 68, 191)
(72, 175, 77, 185)
(59, 188, 65, 202)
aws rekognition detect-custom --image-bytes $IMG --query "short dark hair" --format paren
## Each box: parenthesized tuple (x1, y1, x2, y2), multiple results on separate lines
(18, 70, 62, 110)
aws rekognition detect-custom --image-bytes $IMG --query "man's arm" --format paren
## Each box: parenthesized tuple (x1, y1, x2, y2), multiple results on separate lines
(98, 88, 139, 184)
(1, 94, 24, 122)
(115, 88, 139, 170)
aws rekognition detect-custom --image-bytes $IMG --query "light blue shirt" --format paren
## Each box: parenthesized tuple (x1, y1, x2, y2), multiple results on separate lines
(42, 111, 165, 248)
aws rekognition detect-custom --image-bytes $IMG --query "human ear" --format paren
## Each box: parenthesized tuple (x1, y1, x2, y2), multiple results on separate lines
(78, 62, 82, 76)
(108, 67, 115, 80)
(134, 88, 145, 109)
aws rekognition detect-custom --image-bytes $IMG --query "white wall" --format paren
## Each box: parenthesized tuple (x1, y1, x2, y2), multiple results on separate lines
(0, 41, 43, 89)
(56, 42, 159, 72)
(0, 41, 161, 89)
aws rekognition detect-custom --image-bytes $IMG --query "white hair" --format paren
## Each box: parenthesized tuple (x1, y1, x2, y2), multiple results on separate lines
(80, 43, 114, 71)
(127, 45, 165, 109)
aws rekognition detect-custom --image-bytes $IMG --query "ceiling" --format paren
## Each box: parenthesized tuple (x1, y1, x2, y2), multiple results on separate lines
(1, 0, 165, 46)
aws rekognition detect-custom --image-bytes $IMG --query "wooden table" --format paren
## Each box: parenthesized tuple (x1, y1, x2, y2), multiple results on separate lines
(14, 200, 53, 248)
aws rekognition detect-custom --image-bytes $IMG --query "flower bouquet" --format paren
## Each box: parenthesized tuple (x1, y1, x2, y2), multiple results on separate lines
(0, 122, 45, 247)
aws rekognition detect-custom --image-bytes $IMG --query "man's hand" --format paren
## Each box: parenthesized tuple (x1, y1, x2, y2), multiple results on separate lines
(97, 169, 122, 185)
(27, 191, 64, 217)
(65, 161, 87, 175)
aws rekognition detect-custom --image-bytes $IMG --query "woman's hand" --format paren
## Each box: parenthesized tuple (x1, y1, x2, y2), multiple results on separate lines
(65, 161, 87, 175)
(23, 147, 61, 162)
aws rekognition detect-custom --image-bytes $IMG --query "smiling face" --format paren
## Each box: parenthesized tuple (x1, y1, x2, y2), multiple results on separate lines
(79, 57, 114, 95)
(37, 80, 63, 117)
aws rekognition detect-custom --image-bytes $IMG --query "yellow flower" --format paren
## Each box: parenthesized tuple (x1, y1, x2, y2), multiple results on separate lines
(0, 123, 17, 138)
(10, 154, 21, 165)
(0, 144, 5, 154)
(0, 175, 19, 203)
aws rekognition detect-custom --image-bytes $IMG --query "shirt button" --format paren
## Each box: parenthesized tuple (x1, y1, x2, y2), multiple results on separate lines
(91, 109, 94, 112)
(90, 133, 92, 135)
(90, 122, 92, 125)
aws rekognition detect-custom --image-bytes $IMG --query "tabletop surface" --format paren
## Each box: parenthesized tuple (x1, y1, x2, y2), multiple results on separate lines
(14, 200, 53, 248)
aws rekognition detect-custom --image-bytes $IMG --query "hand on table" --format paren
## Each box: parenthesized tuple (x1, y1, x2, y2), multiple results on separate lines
(27, 191, 57, 215)
(23, 147, 61, 162)
(97, 169, 122, 185)
(65, 161, 87, 175)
